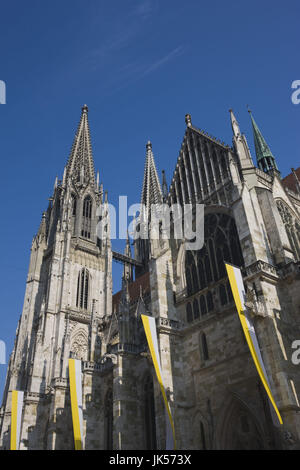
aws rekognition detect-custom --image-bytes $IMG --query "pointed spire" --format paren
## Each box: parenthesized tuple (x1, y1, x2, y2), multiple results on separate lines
(248, 110, 278, 173)
(123, 231, 133, 282)
(229, 108, 254, 169)
(229, 109, 241, 138)
(162, 170, 168, 201)
(120, 275, 130, 306)
(140, 141, 163, 219)
(36, 212, 47, 243)
(125, 230, 132, 258)
(135, 289, 148, 318)
(65, 105, 96, 186)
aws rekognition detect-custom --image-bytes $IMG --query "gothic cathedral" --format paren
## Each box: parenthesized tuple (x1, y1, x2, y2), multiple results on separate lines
(1, 105, 300, 450)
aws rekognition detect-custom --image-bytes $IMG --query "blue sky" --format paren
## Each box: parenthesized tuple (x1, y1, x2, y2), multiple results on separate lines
(0, 0, 299, 398)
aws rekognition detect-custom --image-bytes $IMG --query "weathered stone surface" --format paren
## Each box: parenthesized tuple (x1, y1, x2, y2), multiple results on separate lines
(1, 107, 300, 450)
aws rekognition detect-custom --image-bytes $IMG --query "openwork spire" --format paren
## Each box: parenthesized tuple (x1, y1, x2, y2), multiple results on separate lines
(140, 141, 163, 217)
(249, 110, 278, 172)
(66, 105, 96, 185)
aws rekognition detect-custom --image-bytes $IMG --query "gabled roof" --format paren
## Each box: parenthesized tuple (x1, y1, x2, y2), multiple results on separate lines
(113, 271, 150, 313)
(282, 167, 300, 195)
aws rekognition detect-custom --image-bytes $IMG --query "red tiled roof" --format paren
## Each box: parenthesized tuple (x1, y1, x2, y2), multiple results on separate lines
(282, 167, 300, 194)
(113, 271, 150, 310)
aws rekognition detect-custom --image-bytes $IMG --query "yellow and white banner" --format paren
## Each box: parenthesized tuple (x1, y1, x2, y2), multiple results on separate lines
(10, 390, 24, 450)
(141, 314, 176, 450)
(225, 262, 283, 426)
(69, 358, 84, 450)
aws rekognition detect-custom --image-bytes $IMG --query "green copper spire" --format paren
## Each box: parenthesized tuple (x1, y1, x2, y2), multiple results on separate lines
(248, 110, 278, 173)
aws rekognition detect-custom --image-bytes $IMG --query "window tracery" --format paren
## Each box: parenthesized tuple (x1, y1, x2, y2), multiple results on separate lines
(76, 268, 89, 310)
(276, 200, 300, 260)
(81, 195, 92, 239)
(185, 213, 243, 323)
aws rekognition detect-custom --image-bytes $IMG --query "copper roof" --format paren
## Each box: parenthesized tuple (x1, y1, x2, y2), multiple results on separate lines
(282, 167, 300, 194)
(113, 271, 150, 311)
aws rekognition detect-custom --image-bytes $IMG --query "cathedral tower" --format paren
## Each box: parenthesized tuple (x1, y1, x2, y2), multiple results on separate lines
(1, 105, 300, 450)
(0, 105, 112, 449)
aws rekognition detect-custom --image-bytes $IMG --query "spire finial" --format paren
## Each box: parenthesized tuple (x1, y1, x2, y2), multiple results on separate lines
(146, 140, 152, 151)
(82, 104, 88, 113)
(185, 113, 192, 127)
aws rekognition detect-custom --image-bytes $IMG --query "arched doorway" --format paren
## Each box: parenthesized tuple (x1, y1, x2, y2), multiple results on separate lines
(216, 395, 267, 450)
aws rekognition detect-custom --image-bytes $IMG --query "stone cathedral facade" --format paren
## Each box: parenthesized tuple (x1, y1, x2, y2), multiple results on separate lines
(1, 105, 300, 450)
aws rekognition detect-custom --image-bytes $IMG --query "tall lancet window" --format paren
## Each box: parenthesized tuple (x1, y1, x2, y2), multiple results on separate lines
(144, 374, 157, 450)
(76, 268, 89, 310)
(105, 390, 113, 450)
(81, 195, 92, 239)
(71, 193, 77, 235)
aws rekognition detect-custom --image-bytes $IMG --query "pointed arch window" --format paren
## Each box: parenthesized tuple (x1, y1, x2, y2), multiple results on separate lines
(200, 421, 206, 450)
(76, 268, 89, 310)
(186, 268, 192, 297)
(184, 212, 243, 317)
(144, 375, 157, 450)
(226, 280, 234, 302)
(71, 193, 77, 235)
(276, 200, 300, 261)
(206, 291, 214, 312)
(219, 284, 227, 306)
(200, 295, 207, 315)
(201, 333, 209, 361)
(105, 390, 113, 450)
(193, 298, 200, 319)
(186, 302, 193, 323)
(81, 195, 92, 239)
(71, 193, 77, 216)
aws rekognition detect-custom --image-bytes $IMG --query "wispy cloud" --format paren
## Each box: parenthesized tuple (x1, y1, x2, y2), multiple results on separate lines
(139, 46, 184, 78)
(89, 1, 155, 61)
(100, 45, 185, 98)
(132, 0, 154, 19)
(84, 1, 184, 98)
(90, 28, 138, 60)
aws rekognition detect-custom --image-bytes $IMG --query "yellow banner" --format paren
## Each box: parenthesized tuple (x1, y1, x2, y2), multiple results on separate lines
(226, 262, 283, 426)
(10, 390, 24, 450)
(69, 358, 83, 450)
(141, 314, 176, 450)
